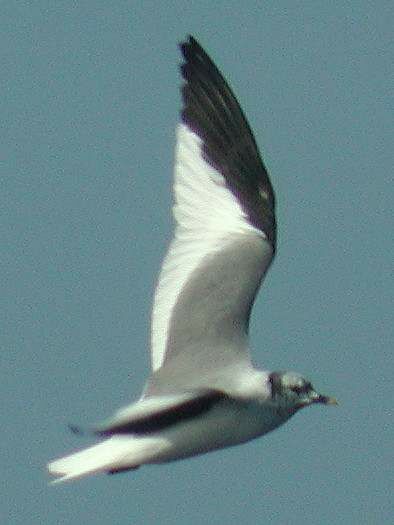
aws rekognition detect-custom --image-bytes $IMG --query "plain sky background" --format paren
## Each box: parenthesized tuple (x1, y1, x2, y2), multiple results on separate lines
(2, 2, 393, 524)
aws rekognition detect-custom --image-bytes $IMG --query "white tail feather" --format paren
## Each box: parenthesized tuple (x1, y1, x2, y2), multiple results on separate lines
(47, 436, 168, 483)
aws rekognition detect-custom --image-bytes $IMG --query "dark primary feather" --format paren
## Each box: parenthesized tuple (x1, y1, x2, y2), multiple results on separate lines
(95, 390, 228, 436)
(180, 35, 276, 249)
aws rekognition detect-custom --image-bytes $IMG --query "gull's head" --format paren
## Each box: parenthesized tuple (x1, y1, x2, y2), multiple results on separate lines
(269, 371, 337, 410)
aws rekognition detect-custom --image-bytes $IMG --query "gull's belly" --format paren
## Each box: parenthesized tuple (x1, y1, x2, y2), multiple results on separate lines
(148, 398, 291, 464)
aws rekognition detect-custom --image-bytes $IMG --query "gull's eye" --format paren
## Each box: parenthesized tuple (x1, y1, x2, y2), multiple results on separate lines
(292, 382, 312, 395)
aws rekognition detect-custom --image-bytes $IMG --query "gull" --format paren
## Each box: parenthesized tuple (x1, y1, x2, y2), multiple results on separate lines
(48, 35, 337, 483)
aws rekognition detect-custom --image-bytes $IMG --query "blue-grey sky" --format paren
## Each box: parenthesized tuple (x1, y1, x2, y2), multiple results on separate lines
(2, 2, 392, 524)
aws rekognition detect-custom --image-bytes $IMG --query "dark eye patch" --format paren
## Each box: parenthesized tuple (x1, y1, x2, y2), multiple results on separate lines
(292, 382, 312, 395)
(268, 372, 282, 398)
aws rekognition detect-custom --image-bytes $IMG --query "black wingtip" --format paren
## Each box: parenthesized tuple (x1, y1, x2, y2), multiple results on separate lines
(179, 35, 204, 57)
(177, 34, 276, 246)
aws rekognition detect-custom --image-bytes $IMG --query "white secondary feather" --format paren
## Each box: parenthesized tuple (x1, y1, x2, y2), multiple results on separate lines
(150, 123, 265, 371)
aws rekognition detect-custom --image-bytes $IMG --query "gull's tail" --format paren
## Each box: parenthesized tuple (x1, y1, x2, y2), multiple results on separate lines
(47, 436, 168, 483)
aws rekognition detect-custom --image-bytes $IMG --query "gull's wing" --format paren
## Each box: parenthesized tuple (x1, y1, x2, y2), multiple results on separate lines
(94, 389, 227, 436)
(148, 36, 276, 391)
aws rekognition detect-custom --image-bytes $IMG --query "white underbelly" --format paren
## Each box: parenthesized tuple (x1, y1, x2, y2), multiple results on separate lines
(147, 398, 291, 464)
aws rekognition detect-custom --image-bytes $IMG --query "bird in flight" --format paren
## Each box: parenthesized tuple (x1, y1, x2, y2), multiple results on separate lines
(48, 35, 337, 483)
